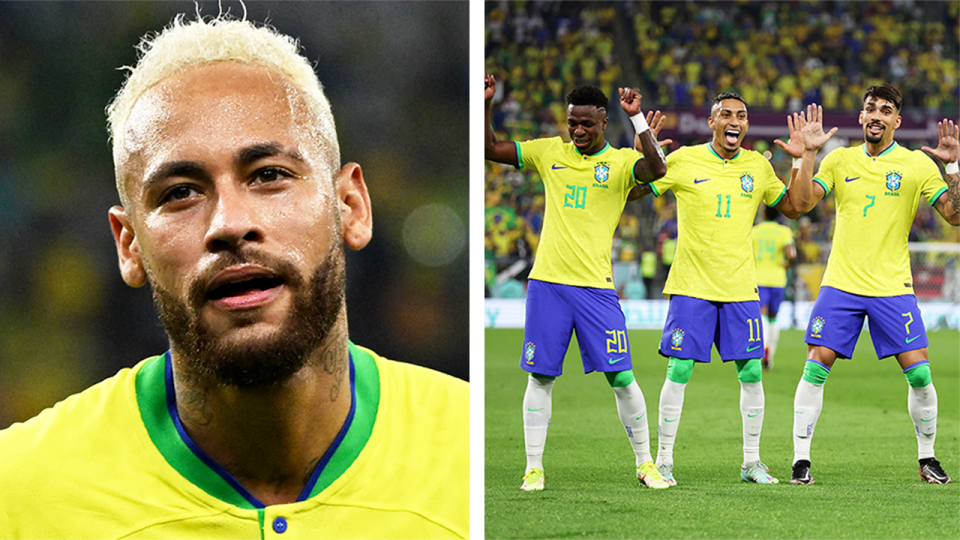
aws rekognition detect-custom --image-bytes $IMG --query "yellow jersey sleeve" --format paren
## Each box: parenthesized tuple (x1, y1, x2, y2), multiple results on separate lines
(652, 144, 785, 301)
(818, 143, 949, 296)
(518, 137, 642, 288)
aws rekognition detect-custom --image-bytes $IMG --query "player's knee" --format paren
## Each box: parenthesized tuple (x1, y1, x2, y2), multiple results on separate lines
(605, 370, 635, 388)
(665, 357, 693, 384)
(735, 359, 762, 383)
(801, 360, 830, 385)
(904, 363, 932, 388)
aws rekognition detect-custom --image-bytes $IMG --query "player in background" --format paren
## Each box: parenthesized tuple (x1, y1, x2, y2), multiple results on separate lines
(752, 205, 797, 370)
(637, 93, 823, 486)
(485, 72, 670, 490)
(787, 83, 957, 485)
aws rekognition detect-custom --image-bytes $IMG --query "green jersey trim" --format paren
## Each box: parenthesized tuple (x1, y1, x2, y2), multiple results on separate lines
(930, 186, 948, 207)
(769, 187, 786, 207)
(812, 176, 830, 196)
(707, 144, 741, 162)
(136, 342, 379, 509)
(575, 141, 611, 157)
(650, 183, 662, 197)
(861, 141, 899, 158)
(514, 141, 523, 170)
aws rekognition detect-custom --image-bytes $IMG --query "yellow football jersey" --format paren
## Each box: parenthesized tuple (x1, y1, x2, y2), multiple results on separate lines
(651, 143, 786, 302)
(813, 143, 948, 296)
(752, 221, 795, 288)
(516, 137, 642, 289)
(0, 343, 468, 539)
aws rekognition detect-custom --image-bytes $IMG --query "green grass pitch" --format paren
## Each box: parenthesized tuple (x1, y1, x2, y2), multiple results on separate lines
(485, 329, 959, 539)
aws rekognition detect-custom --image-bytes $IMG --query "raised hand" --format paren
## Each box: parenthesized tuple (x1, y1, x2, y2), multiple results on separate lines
(619, 87, 642, 116)
(800, 103, 838, 152)
(485, 73, 497, 102)
(646, 110, 673, 147)
(773, 111, 805, 158)
(920, 119, 959, 164)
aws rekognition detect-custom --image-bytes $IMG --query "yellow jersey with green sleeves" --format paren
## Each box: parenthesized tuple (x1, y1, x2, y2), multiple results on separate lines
(812, 142, 948, 297)
(650, 143, 786, 302)
(0, 343, 468, 539)
(752, 221, 795, 288)
(516, 137, 641, 289)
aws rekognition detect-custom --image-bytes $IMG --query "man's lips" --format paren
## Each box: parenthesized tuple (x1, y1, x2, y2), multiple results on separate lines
(205, 265, 285, 309)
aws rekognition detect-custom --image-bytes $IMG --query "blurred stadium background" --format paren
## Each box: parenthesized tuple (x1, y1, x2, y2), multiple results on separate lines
(0, 1, 468, 428)
(485, 0, 959, 324)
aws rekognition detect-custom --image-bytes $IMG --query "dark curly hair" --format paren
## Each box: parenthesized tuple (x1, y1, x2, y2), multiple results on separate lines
(566, 85, 608, 110)
(863, 83, 902, 112)
(711, 92, 747, 113)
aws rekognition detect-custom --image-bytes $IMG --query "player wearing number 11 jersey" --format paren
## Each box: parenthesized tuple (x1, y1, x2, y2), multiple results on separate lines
(485, 72, 669, 491)
(640, 93, 816, 486)
(787, 83, 958, 485)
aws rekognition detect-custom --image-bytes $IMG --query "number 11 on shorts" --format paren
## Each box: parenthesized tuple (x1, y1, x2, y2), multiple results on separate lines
(747, 318, 761, 342)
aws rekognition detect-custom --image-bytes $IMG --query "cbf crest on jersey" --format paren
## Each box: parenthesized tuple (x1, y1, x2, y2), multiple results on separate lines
(524, 342, 536, 365)
(885, 170, 903, 192)
(670, 328, 685, 350)
(594, 163, 610, 184)
(740, 173, 754, 193)
(810, 316, 825, 338)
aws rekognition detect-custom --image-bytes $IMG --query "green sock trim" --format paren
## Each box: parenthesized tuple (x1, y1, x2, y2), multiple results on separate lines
(735, 359, 762, 383)
(666, 357, 694, 384)
(904, 363, 932, 388)
(605, 370, 635, 387)
(802, 360, 830, 385)
(531, 373, 556, 381)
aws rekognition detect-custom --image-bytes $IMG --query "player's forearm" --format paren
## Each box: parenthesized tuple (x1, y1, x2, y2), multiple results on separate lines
(633, 129, 666, 183)
(786, 151, 819, 214)
(943, 171, 960, 226)
(485, 101, 516, 165)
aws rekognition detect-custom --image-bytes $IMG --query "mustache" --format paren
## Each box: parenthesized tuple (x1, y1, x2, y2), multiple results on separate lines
(186, 249, 302, 310)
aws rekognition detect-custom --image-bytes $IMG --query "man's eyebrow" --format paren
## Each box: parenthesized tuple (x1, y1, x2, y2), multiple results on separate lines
(720, 108, 747, 115)
(143, 161, 209, 190)
(236, 143, 307, 167)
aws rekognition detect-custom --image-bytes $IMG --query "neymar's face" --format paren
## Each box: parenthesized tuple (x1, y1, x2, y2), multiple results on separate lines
(109, 62, 372, 385)
(566, 104, 607, 155)
(708, 99, 748, 158)
(859, 96, 901, 147)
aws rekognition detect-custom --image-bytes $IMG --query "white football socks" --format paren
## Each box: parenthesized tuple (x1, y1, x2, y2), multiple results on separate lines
(907, 382, 938, 460)
(612, 381, 652, 465)
(522, 374, 555, 471)
(740, 381, 765, 464)
(656, 379, 686, 468)
(792, 379, 824, 464)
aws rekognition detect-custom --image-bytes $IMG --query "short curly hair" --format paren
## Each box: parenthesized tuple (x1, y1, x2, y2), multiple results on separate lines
(710, 92, 748, 115)
(566, 85, 609, 110)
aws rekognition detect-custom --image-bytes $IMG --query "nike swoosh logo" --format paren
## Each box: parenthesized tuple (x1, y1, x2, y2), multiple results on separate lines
(747, 344, 762, 352)
(693, 177, 711, 184)
(664, 418, 678, 423)
(608, 357, 625, 364)
(527, 407, 544, 412)
(844, 176, 860, 182)
(747, 413, 761, 418)
(921, 417, 937, 422)
(635, 413, 645, 421)
(906, 335, 920, 344)
(552, 164, 568, 170)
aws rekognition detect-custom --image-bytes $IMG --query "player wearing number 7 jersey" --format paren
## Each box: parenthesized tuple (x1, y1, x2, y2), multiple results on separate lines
(637, 92, 817, 486)
(787, 83, 958, 486)
(484, 72, 670, 491)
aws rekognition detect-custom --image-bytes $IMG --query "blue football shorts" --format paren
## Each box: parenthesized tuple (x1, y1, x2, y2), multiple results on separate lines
(521, 279, 632, 377)
(805, 286, 928, 359)
(658, 295, 764, 362)
(758, 286, 785, 318)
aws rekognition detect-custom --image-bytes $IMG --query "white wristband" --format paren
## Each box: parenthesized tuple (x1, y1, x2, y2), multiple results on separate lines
(792, 157, 802, 170)
(630, 113, 649, 134)
(946, 161, 959, 175)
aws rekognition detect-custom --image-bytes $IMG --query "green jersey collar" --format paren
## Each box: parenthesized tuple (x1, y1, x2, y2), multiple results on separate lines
(862, 141, 899, 158)
(574, 140, 611, 157)
(707, 143, 741, 162)
(136, 342, 380, 509)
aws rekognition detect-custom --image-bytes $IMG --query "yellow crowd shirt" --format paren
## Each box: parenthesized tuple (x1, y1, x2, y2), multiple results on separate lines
(813, 143, 948, 296)
(752, 221, 795, 288)
(651, 143, 786, 302)
(516, 137, 642, 289)
(0, 343, 468, 539)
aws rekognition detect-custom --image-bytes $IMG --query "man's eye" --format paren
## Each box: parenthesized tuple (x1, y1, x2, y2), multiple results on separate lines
(160, 185, 200, 204)
(253, 167, 291, 184)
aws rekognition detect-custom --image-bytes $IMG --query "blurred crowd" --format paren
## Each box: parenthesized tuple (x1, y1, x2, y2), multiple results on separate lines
(485, 0, 959, 298)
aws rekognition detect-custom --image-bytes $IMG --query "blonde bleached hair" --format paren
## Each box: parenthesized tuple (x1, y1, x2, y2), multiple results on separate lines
(106, 13, 340, 204)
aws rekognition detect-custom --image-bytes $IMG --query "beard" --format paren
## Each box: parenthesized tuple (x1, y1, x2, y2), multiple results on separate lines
(151, 244, 346, 388)
(864, 124, 884, 144)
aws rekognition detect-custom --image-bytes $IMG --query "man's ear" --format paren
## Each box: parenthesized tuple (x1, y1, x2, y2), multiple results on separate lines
(108, 206, 147, 287)
(336, 163, 373, 250)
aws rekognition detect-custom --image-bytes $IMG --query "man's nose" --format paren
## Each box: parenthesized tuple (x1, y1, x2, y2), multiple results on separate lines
(204, 181, 264, 252)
